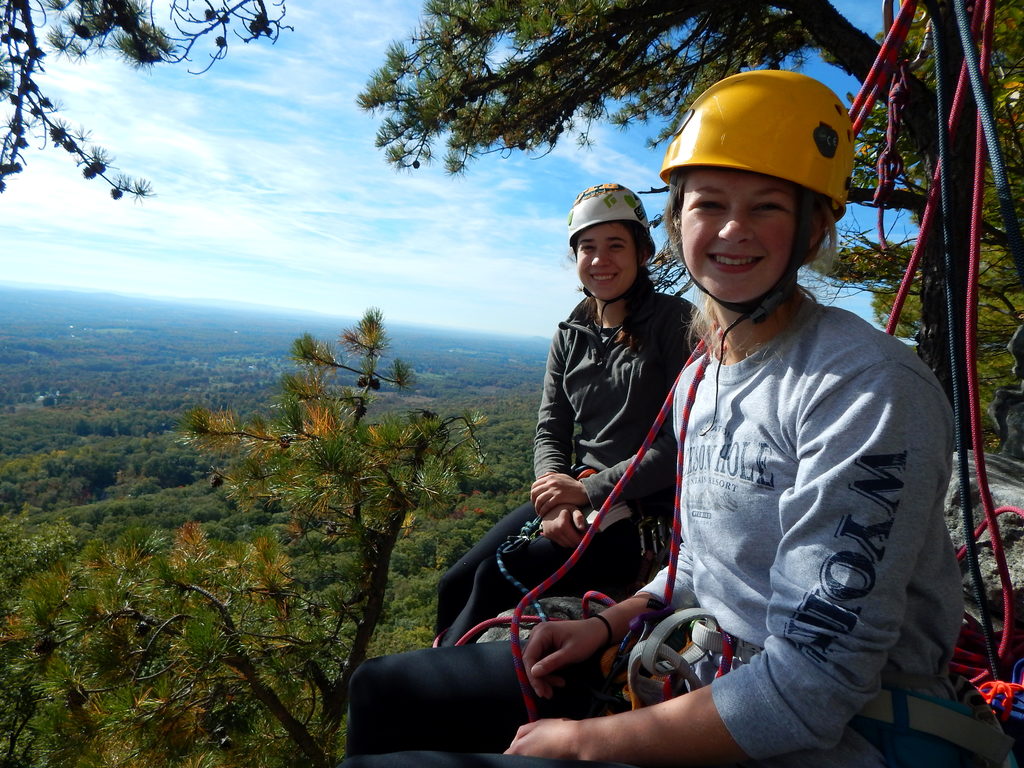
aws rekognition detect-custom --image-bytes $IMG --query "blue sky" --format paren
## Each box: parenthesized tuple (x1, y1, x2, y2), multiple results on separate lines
(3, 1, 885, 338)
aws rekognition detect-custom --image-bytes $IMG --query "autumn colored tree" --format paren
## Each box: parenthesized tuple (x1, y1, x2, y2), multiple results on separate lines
(4, 309, 484, 767)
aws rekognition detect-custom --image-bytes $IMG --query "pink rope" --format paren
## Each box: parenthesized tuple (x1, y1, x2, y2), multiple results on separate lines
(662, 351, 710, 608)
(874, 60, 910, 250)
(881, 0, 1023, 683)
(450, 615, 546, 647)
(959, 0, 1017, 675)
(849, 0, 918, 136)
(510, 344, 706, 720)
(884, 14, 976, 334)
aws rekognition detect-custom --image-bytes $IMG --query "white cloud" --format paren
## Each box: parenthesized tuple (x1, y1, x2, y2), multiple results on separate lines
(2, 0, 880, 337)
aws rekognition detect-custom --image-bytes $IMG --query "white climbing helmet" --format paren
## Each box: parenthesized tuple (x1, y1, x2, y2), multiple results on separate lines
(567, 183, 655, 255)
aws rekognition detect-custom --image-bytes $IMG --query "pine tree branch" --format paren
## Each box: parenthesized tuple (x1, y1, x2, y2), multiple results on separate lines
(178, 581, 328, 768)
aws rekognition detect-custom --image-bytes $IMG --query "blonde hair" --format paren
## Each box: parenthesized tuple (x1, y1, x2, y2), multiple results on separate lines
(663, 169, 838, 351)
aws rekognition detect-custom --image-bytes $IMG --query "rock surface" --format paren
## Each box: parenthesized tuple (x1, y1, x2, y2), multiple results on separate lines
(476, 596, 586, 643)
(989, 324, 1024, 460)
(945, 451, 1024, 624)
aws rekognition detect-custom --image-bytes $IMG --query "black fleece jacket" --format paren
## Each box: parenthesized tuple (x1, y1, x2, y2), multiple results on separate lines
(533, 285, 694, 507)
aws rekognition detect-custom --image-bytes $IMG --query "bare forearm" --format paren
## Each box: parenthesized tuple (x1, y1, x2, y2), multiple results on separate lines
(577, 685, 747, 766)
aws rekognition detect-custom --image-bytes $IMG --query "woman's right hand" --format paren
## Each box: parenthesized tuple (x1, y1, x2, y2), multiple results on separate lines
(540, 505, 588, 547)
(523, 617, 607, 699)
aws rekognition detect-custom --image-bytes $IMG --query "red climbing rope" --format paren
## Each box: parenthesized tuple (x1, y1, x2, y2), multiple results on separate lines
(509, 343, 707, 721)
(864, 0, 1024, 684)
(962, 0, 1018, 678)
(849, 0, 919, 136)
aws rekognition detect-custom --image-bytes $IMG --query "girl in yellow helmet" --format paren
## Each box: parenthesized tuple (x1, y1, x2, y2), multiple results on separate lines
(341, 72, 1003, 768)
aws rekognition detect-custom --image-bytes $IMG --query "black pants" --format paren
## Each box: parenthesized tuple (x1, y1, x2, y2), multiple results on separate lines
(435, 502, 644, 646)
(342, 753, 637, 768)
(342, 642, 634, 767)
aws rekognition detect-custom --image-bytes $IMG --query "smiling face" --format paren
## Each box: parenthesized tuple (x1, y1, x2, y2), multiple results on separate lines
(573, 221, 642, 305)
(677, 168, 799, 308)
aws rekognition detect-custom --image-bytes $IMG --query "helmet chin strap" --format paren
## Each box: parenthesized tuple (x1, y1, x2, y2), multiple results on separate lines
(690, 188, 815, 325)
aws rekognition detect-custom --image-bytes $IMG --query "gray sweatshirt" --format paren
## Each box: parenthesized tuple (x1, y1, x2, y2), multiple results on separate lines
(642, 302, 964, 767)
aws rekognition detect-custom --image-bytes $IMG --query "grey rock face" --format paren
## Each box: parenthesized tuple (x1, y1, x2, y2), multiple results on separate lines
(989, 325, 1024, 460)
(474, 596, 587, 643)
(945, 451, 1024, 623)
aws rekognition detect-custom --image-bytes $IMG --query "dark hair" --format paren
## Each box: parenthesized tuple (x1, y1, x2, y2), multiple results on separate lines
(573, 219, 654, 352)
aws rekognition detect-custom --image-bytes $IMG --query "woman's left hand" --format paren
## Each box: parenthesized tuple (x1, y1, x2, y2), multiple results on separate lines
(540, 505, 587, 547)
(504, 718, 582, 759)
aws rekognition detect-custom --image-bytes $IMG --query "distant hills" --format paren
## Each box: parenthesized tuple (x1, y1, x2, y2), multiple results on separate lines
(0, 284, 552, 356)
(0, 284, 550, 412)
(0, 283, 544, 540)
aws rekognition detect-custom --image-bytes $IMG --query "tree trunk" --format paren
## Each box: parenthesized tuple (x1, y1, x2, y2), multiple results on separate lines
(331, 514, 404, 724)
(792, 0, 982, 395)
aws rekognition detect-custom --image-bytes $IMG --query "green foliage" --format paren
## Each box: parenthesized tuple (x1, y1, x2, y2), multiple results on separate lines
(10, 526, 340, 767)
(0, 289, 544, 765)
(358, 0, 825, 173)
(0, 516, 77, 768)
(6, 309, 490, 767)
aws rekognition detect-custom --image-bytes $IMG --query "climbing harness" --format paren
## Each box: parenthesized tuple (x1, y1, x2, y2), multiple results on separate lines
(852, 679, 1016, 767)
(621, 608, 758, 709)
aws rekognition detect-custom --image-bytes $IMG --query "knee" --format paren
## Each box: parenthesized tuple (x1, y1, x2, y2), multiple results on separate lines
(348, 655, 385, 710)
(346, 655, 389, 741)
(346, 657, 391, 751)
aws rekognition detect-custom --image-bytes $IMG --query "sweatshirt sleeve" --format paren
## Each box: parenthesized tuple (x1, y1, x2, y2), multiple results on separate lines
(532, 331, 574, 479)
(710, 360, 957, 758)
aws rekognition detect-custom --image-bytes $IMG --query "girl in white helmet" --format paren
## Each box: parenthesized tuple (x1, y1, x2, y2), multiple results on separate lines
(436, 183, 694, 646)
(342, 71, 1000, 768)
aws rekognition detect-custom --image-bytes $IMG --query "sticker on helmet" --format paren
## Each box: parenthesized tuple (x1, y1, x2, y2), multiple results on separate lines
(673, 109, 694, 137)
(813, 122, 839, 159)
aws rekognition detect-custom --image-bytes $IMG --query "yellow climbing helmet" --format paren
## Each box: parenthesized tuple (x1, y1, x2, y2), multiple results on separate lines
(659, 70, 854, 217)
